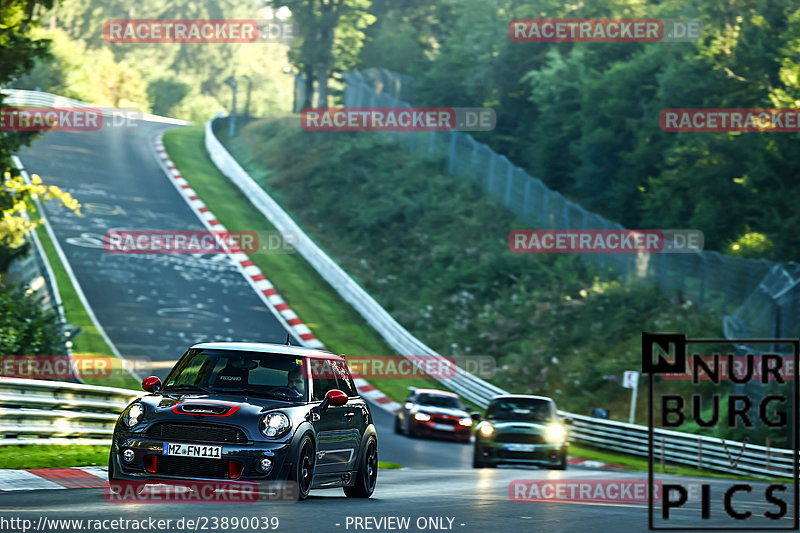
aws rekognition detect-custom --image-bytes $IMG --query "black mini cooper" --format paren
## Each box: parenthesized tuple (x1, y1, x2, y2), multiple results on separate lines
(109, 342, 378, 500)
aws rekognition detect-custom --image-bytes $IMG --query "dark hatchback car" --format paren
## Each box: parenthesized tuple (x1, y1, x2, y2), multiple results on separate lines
(109, 342, 378, 500)
(472, 395, 569, 469)
(394, 388, 473, 442)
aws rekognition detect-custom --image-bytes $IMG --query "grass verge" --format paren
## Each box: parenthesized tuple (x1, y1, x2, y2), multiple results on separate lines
(0, 445, 108, 469)
(162, 126, 447, 403)
(31, 205, 140, 390)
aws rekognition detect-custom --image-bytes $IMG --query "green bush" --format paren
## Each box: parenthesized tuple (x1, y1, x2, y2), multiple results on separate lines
(0, 283, 63, 355)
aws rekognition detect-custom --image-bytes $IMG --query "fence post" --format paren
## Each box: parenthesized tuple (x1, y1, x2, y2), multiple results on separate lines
(522, 179, 531, 219)
(487, 153, 496, 194)
(447, 133, 457, 174)
(504, 161, 513, 206)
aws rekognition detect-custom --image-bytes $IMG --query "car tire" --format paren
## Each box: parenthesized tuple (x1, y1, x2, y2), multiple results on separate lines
(472, 447, 493, 468)
(394, 416, 402, 434)
(407, 421, 416, 438)
(290, 435, 316, 500)
(344, 436, 378, 498)
(107, 450, 120, 481)
(550, 450, 568, 470)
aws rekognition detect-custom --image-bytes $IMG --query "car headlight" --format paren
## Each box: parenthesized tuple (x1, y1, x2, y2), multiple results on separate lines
(478, 423, 494, 437)
(413, 412, 431, 421)
(261, 412, 291, 439)
(123, 403, 144, 428)
(545, 423, 567, 443)
(458, 417, 473, 426)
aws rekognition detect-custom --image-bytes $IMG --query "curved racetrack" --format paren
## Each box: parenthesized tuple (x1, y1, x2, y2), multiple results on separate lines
(3, 118, 784, 533)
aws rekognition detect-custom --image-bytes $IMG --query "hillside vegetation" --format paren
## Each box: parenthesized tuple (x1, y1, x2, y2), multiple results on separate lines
(223, 116, 723, 420)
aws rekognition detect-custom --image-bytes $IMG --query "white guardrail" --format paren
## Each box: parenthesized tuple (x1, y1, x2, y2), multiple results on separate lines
(204, 116, 796, 479)
(0, 378, 140, 445)
(1, 89, 190, 125)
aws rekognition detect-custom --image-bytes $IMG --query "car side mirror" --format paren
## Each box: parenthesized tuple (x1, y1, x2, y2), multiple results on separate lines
(470, 412, 481, 421)
(142, 376, 161, 393)
(314, 389, 349, 415)
(326, 389, 348, 407)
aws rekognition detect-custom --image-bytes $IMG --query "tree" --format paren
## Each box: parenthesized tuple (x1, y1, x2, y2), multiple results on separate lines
(276, 0, 374, 106)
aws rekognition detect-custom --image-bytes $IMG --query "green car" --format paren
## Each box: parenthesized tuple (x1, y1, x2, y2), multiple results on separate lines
(472, 395, 570, 469)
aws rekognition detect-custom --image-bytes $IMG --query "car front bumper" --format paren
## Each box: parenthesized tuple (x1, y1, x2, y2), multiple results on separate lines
(111, 435, 294, 482)
(475, 439, 566, 465)
(411, 420, 472, 441)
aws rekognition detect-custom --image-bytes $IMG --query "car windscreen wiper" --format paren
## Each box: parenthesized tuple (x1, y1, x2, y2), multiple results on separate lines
(237, 389, 298, 401)
(161, 384, 213, 394)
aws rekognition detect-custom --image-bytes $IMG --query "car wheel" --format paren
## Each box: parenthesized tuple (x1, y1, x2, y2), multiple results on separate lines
(290, 435, 316, 500)
(407, 420, 416, 438)
(107, 450, 120, 481)
(472, 447, 493, 468)
(394, 416, 402, 434)
(550, 449, 568, 470)
(344, 436, 378, 498)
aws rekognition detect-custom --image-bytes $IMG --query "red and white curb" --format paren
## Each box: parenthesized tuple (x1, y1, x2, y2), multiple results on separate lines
(351, 376, 401, 412)
(152, 136, 400, 414)
(567, 458, 626, 469)
(0, 467, 107, 491)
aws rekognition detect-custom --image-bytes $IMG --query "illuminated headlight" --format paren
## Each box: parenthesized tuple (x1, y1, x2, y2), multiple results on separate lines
(123, 403, 144, 428)
(261, 412, 291, 439)
(413, 412, 431, 422)
(458, 417, 473, 427)
(478, 423, 494, 437)
(545, 423, 567, 443)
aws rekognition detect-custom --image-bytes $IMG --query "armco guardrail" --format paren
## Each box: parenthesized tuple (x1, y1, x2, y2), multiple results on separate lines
(0, 377, 140, 445)
(204, 118, 795, 478)
(563, 411, 795, 478)
(1, 89, 190, 125)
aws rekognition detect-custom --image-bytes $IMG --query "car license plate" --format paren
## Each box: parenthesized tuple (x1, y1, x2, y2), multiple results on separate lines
(505, 443, 536, 452)
(162, 442, 222, 459)
(432, 423, 455, 431)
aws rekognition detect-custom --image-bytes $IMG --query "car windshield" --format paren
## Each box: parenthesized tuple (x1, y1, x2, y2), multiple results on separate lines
(163, 349, 308, 402)
(416, 393, 462, 409)
(486, 398, 555, 422)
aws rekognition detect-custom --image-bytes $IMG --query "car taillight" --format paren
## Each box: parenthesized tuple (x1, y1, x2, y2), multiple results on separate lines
(145, 455, 158, 473)
(228, 461, 243, 479)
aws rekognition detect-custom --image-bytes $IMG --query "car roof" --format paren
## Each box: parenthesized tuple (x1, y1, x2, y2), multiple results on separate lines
(413, 388, 459, 398)
(189, 342, 342, 360)
(490, 394, 554, 402)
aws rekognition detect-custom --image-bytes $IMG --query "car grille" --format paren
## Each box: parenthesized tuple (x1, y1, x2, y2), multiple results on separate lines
(157, 456, 230, 479)
(431, 416, 459, 426)
(144, 423, 248, 443)
(493, 433, 546, 444)
(497, 450, 547, 461)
